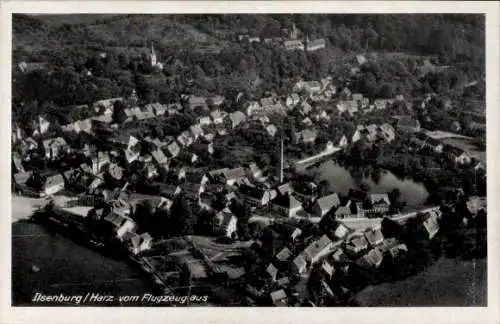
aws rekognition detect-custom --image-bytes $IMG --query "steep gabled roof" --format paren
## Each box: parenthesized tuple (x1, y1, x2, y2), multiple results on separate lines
(273, 193, 302, 210)
(315, 193, 341, 213)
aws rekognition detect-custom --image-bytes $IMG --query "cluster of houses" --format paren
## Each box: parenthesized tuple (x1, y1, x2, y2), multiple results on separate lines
(250, 207, 442, 306)
(12, 71, 410, 246)
(409, 132, 485, 169)
(238, 24, 326, 53)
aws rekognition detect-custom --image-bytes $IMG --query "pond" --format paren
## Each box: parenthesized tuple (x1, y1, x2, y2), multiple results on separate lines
(313, 160, 429, 210)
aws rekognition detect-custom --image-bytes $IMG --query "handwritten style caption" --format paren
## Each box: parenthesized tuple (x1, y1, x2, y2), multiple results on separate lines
(32, 292, 209, 305)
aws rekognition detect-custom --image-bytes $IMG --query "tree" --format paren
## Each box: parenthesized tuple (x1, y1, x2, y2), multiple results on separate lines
(169, 196, 194, 236)
(317, 179, 331, 197)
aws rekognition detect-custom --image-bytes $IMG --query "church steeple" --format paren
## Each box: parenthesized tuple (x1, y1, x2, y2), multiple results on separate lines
(150, 42, 157, 67)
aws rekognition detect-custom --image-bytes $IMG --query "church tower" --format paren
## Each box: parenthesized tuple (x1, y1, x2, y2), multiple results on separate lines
(150, 43, 157, 67)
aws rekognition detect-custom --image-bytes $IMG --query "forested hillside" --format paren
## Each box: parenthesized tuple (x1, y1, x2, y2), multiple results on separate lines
(12, 14, 485, 122)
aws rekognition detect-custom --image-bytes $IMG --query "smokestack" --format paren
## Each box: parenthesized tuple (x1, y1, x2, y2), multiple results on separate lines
(280, 136, 284, 184)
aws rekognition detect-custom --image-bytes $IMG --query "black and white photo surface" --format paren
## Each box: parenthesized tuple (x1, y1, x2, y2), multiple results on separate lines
(9, 11, 489, 309)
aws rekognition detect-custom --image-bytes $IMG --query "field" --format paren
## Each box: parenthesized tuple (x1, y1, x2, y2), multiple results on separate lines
(424, 130, 473, 140)
(11, 195, 47, 223)
(354, 258, 487, 306)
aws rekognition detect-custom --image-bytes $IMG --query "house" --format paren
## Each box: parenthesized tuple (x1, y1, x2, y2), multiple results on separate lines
(189, 124, 204, 140)
(271, 101, 287, 115)
(364, 227, 384, 247)
(208, 95, 225, 107)
(292, 254, 307, 274)
(443, 145, 471, 165)
(356, 54, 368, 66)
(367, 194, 391, 214)
(451, 121, 462, 133)
(166, 141, 181, 158)
(321, 260, 335, 278)
(276, 182, 293, 197)
(276, 247, 292, 262)
(345, 235, 369, 255)
(182, 182, 205, 201)
(151, 103, 166, 116)
(238, 184, 273, 207)
(469, 122, 486, 132)
(466, 196, 487, 217)
(259, 96, 275, 109)
(313, 193, 341, 218)
(247, 162, 263, 180)
(126, 232, 153, 255)
(42, 137, 71, 160)
(373, 99, 389, 110)
(210, 110, 226, 124)
(334, 200, 358, 219)
(301, 129, 317, 143)
(377, 238, 400, 254)
(227, 111, 246, 129)
(36, 115, 52, 135)
(302, 234, 336, 264)
(91, 151, 111, 175)
(356, 248, 384, 268)
(12, 152, 25, 173)
(422, 212, 440, 239)
(306, 38, 326, 52)
(108, 163, 124, 181)
(103, 212, 137, 240)
(301, 117, 313, 127)
(388, 244, 408, 258)
(365, 124, 379, 142)
(283, 39, 304, 51)
(136, 108, 155, 121)
(21, 137, 39, 152)
(266, 263, 279, 281)
(124, 147, 140, 165)
(214, 207, 238, 239)
(43, 174, 65, 196)
(332, 134, 348, 148)
(352, 93, 363, 102)
(151, 149, 168, 165)
(300, 101, 313, 116)
(270, 289, 288, 306)
(272, 193, 303, 218)
(379, 123, 395, 143)
(177, 131, 194, 148)
(245, 101, 262, 116)
(74, 119, 93, 134)
(178, 151, 198, 164)
(266, 124, 278, 137)
(221, 167, 246, 186)
(332, 248, 348, 262)
(291, 227, 302, 241)
(197, 116, 212, 126)
(286, 93, 301, 108)
(188, 96, 209, 111)
(202, 132, 216, 143)
(394, 115, 421, 133)
(93, 98, 121, 112)
(423, 136, 444, 153)
(276, 277, 290, 287)
(337, 101, 359, 116)
(159, 184, 182, 199)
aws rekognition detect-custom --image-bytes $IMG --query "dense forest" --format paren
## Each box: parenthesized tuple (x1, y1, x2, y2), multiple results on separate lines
(12, 14, 485, 123)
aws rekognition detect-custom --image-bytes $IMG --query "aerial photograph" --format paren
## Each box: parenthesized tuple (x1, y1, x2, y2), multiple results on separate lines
(11, 13, 486, 307)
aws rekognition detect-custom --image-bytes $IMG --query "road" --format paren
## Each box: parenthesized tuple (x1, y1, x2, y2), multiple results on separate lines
(249, 206, 441, 232)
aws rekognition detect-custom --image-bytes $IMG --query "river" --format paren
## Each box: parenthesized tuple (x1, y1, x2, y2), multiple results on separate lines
(12, 219, 153, 306)
(313, 160, 429, 209)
